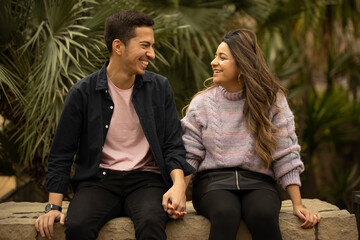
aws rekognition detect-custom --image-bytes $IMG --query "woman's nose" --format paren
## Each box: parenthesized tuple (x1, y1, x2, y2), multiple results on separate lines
(210, 58, 217, 66)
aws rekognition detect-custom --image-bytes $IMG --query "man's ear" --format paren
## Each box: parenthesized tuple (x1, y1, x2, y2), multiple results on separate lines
(112, 39, 124, 56)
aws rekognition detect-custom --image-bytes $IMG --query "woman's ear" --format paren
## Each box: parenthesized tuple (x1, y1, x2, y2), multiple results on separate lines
(237, 69, 242, 79)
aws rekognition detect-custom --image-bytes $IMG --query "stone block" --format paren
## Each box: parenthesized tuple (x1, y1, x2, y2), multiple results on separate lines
(0, 199, 358, 240)
(318, 210, 358, 240)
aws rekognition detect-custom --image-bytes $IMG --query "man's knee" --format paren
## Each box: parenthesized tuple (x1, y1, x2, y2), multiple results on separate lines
(133, 214, 167, 240)
(137, 211, 168, 228)
(65, 220, 98, 240)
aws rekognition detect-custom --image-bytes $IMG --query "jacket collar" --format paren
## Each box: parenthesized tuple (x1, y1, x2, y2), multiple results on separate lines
(95, 60, 150, 91)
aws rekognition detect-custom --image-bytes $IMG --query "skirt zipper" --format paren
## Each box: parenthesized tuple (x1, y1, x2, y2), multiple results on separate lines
(235, 169, 240, 190)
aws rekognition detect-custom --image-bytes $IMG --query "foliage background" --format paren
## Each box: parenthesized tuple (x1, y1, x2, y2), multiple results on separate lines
(0, 0, 359, 211)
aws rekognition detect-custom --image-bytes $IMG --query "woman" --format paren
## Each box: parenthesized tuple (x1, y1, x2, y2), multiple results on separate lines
(181, 29, 320, 240)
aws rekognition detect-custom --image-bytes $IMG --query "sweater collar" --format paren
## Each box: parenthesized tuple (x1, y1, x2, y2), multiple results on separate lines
(218, 85, 244, 101)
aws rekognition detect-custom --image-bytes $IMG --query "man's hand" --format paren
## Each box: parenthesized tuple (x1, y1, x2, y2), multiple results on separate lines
(35, 210, 65, 239)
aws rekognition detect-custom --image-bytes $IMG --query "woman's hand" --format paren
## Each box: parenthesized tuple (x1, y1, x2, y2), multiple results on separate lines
(293, 204, 321, 229)
(286, 184, 320, 229)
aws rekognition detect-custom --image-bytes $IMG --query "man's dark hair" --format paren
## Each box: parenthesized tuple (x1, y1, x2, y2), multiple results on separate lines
(104, 10, 154, 54)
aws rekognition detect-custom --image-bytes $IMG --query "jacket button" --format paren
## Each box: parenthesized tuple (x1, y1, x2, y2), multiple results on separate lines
(102, 171, 106, 175)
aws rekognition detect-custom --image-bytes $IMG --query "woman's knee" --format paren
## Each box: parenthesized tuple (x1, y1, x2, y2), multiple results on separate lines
(198, 193, 241, 228)
(242, 190, 280, 221)
(198, 190, 241, 218)
(244, 198, 279, 222)
(209, 202, 240, 221)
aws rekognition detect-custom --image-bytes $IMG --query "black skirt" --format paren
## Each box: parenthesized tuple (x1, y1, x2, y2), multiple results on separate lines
(192, 167, 279, 211)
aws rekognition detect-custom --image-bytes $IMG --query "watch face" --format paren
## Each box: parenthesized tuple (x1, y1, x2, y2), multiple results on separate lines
(44, 203, 61, 213)
(45, 204, 51, 213)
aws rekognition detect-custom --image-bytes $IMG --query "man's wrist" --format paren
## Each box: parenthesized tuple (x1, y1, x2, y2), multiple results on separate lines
(44, 203, 62, 213)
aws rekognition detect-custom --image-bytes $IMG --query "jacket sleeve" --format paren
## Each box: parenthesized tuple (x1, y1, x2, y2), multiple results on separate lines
(271, 94, 304, 189)
(46, 86, 83, 194)
(181, 98, 205, 171)
(162, 80, 195, 176)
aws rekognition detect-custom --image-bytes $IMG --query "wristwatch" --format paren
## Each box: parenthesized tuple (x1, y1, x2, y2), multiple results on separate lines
(44, 203, 62, 213)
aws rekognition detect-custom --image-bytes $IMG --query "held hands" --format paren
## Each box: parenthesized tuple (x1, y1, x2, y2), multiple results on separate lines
(293, 204, 321, 229)
(35, 210, 65, 239)
(162, 182, 187, 220)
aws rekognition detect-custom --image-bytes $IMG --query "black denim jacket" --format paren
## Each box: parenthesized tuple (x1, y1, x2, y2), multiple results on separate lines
(46, 61, 195, 194)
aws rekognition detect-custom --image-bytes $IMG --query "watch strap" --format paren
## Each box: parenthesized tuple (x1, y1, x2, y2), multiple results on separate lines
(45, 203, 62, 213)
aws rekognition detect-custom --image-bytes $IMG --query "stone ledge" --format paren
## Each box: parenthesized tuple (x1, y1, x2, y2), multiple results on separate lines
(0, 199, 358, 240)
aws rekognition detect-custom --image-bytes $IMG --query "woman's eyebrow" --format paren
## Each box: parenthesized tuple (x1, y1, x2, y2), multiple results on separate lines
(218, 52, 228, 57)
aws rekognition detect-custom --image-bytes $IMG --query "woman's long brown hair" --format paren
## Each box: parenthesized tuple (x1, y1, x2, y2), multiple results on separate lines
(224, 29, 286, 168)
(184, 29, 286, 169)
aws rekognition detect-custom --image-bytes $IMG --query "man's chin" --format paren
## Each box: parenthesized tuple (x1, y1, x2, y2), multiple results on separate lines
(137, 70, 146, 75)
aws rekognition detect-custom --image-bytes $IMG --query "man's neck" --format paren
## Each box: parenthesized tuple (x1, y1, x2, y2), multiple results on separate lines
(106, 60, 136, 89)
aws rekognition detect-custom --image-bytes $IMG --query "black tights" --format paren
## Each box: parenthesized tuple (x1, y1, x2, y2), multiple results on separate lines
(196, 189, 282, 240)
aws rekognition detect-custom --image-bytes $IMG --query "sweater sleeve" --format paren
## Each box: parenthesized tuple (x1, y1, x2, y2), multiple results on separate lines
(181, 99, 205, 171)
(271, 94, 304, 189)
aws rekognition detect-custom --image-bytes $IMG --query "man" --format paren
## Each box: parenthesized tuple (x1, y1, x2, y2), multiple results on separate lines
(35, 10, 194, 240)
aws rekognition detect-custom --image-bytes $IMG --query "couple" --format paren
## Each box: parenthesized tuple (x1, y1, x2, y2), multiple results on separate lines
(35, 10, 320, 240)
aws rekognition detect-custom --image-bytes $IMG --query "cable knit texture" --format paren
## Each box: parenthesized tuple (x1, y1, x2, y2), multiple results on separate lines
(181, 86, 304, 189)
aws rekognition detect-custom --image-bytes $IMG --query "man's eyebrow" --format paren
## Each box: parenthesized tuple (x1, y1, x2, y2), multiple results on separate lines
(139, 41, 152, 45)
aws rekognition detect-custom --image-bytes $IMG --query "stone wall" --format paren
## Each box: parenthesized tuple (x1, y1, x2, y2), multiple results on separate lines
(0, 199, 358, 240)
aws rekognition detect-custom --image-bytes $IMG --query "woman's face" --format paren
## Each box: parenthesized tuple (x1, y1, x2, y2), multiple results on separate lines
(211, 42, 242, 92)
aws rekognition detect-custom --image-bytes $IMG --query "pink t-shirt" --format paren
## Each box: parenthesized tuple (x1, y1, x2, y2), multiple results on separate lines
(99, 77, 160, 173)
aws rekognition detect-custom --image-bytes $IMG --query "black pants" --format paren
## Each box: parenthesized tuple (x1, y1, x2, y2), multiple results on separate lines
(195, 189, 282, 240)
(65, 170, 168, 240)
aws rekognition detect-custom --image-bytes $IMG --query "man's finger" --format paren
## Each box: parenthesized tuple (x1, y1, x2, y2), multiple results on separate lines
(38, 218, 46, 238)
(42, 217, 51, 239)
(48, 216, 54, 238)
(60, 214, 66, 225)
(42, 217, 50, 238)
(167, 202, 175, 210)
(35, 218, 39, 232)
(167, 209, 175, 216)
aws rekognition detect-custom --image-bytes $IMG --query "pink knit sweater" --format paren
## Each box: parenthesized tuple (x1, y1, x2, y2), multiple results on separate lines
(181, 86, 304, 189)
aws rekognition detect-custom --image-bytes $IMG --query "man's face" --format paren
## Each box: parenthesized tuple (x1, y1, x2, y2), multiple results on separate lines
(122, 26, 155, 76)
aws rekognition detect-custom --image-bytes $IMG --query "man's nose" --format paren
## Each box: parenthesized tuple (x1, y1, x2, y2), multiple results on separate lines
(147, 47, 155, 60)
